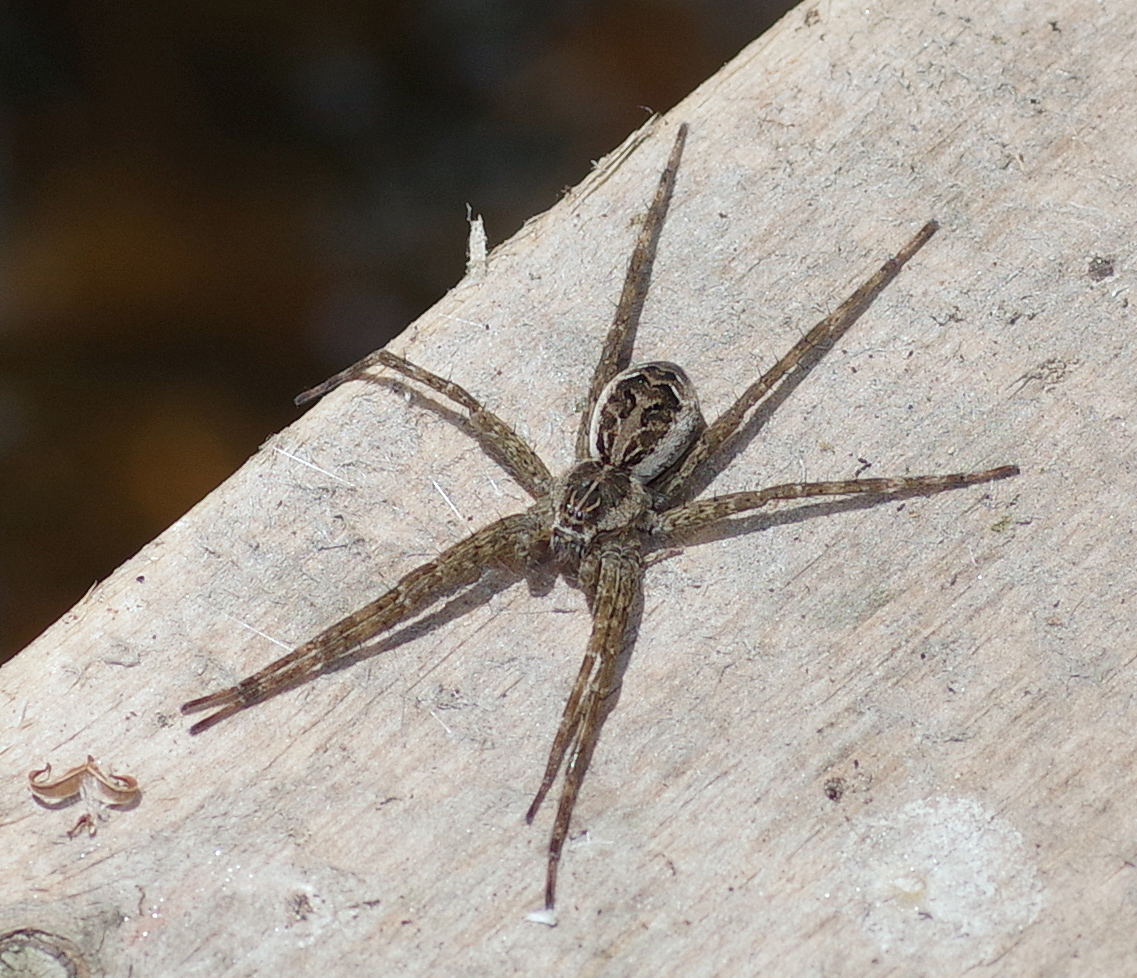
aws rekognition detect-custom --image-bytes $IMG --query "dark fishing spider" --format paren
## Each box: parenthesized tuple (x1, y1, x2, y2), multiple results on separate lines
(182, 122, 1017, 920)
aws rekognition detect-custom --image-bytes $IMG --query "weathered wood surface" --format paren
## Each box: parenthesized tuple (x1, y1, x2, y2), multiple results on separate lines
(2, 0, 1134, 974)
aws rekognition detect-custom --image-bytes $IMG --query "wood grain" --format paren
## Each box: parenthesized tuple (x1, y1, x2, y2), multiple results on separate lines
(2, 0, 1135, 974)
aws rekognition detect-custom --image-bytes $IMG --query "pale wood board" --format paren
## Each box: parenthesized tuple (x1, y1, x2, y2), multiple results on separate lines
(2, 0, 1135, 974)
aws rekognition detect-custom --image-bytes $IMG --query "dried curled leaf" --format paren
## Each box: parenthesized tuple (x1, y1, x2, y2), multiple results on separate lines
(29, 755, 140, 807)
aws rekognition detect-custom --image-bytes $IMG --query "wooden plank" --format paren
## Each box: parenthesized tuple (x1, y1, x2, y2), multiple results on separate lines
(2, 0, 1134, 973)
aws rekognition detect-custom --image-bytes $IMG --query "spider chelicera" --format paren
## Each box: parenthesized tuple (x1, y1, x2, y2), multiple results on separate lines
(182, 122, 1018, 920)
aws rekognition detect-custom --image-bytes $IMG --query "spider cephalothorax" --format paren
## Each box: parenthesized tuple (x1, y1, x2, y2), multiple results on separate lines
(549, 459, 649, 565)
(182, 122, 1017, 920)
(552, 361, 703, 570)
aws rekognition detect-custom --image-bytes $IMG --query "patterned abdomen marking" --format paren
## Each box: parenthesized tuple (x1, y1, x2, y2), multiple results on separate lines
(589, 361, 706, 482)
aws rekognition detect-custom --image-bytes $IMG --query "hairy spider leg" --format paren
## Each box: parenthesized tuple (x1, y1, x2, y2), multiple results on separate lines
(532, 534, 644, 910)
(656, 466, 1019, 537)
(576, 123, 689, 460)
(181, 508, 547, 734)
(655, 220, 940, 505)
(296, 349, 552, 499)
(524, 640, 597, 823)
(182, 118, 1020, 918)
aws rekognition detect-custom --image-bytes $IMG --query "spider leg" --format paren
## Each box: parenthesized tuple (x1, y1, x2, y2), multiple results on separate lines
(524, 648, 594, 825)
(575, 123, 688, 460)
(296, 349, 552, 498)
(182, 506, 549, 735)
(655, 465, 1019, 537)
(655, 220, 940, 504)
(533, 536, 644, 910)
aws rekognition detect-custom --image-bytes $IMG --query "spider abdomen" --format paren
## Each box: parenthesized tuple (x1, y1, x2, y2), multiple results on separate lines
(589, 361, 705, 482)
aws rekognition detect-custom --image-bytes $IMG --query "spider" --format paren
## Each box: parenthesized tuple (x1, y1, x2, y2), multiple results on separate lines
(182, 122, 1018, 919)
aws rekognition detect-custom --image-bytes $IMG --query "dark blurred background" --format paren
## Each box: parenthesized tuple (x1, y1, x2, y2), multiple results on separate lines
(0, 0, 796, 664)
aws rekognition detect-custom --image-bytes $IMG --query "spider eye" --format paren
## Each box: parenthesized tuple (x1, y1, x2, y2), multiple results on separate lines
(550, 460, 652, 561)
(589, 362, 705, 481)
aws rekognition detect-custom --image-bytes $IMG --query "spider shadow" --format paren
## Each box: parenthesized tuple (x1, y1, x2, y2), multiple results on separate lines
(590, 487, 977, 782)
(663, 319, 863, 507)
(349, 374, 546, 498)
(281, 374, 552, 683)
(211, 557, 567, 726)
(314, 370, 561, 673)
(347, 313, 862, 509)
(292, 318, 928, 790)
(314, 340, 862, 764)
(306, 545, 644, 819)
(574, 578, 645, 786)
(318, 556, 559, 685)
(657, 481, 970, 555)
